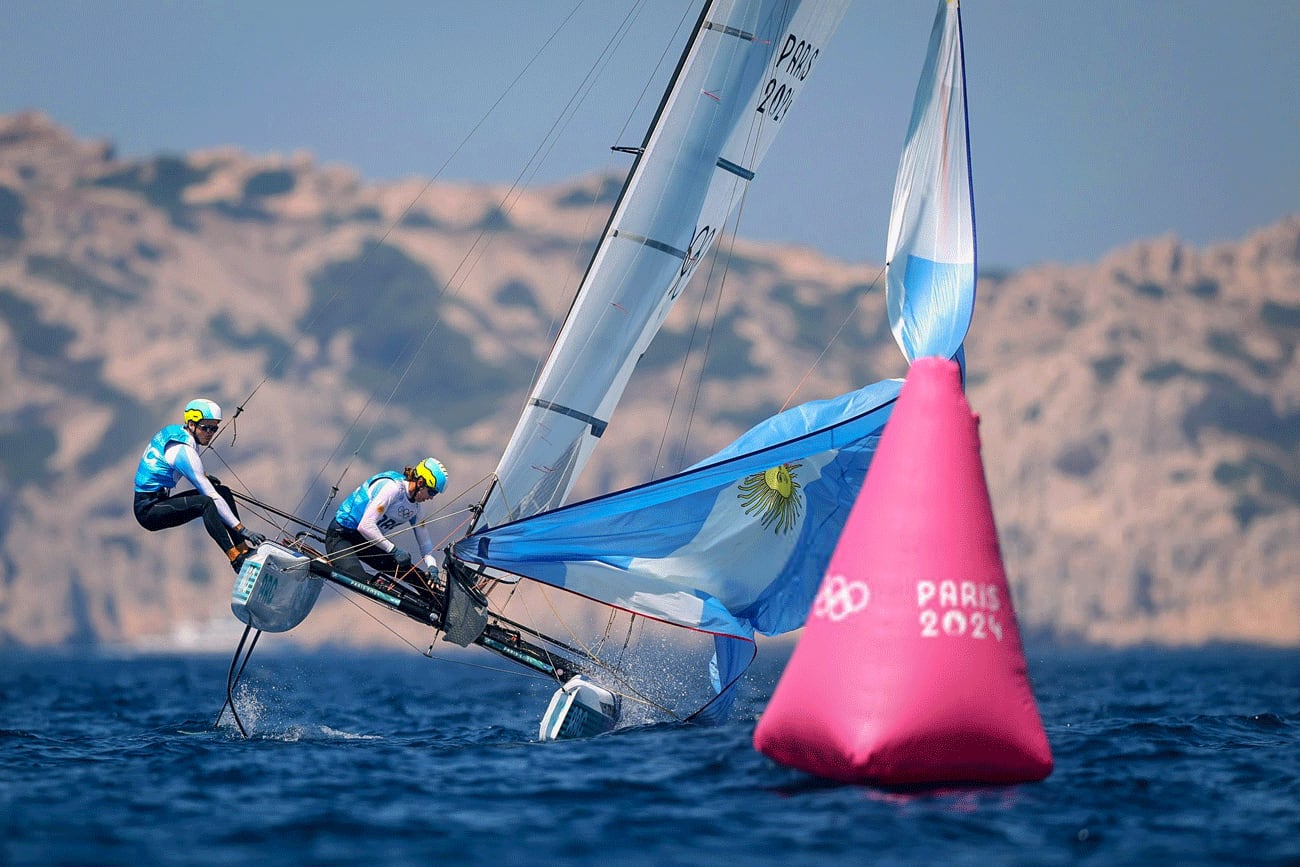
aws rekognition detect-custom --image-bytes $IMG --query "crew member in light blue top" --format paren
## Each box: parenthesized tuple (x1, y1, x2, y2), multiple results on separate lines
(133, 398, 266, 572)
(325, 457, 447, 589)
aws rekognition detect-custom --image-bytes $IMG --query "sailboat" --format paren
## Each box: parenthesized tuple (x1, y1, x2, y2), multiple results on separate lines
(224, 0, 976, 740)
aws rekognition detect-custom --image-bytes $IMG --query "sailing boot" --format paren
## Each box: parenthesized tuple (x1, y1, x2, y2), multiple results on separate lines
(228, 541, 251, 573)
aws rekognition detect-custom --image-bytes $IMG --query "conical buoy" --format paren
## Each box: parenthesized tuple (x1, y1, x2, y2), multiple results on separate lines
(753, 357, 1053, 785)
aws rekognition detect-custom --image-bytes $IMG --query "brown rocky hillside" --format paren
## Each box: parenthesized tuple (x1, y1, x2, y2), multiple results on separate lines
(0, 112, 1295, 650)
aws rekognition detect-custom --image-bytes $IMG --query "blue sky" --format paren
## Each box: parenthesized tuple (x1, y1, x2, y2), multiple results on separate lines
(4, 1, 1296, 270)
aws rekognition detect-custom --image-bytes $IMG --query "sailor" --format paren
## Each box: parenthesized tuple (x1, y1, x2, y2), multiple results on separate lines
(325, 457, 447, 586)
(133, 398, 266, 572)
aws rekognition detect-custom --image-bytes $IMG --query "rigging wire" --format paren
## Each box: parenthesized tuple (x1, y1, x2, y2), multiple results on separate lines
(672, 211, 746, 471)
(196, 0, 613, 529)
(338, 2, 650, 461)
(662, 231, 889, 472)
(777, 263, 887, 414)
(650, 219, 730, 478)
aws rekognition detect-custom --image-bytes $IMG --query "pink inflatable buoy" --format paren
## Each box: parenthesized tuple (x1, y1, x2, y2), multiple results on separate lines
(753, 357, 1053, 785)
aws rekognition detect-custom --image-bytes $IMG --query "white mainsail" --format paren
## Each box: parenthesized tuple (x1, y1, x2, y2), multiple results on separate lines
(480, 0, 851, 528)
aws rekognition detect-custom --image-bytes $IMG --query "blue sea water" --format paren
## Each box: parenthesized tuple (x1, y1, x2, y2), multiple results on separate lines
(2, 644, 1296, 865)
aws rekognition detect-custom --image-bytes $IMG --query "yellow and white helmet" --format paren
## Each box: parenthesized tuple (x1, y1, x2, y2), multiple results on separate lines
(415, 457, 448, 493)
(183, 398, 222, 424)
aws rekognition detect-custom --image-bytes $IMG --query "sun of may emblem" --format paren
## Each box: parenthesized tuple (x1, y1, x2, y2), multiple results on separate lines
(737, 462, 804, 534)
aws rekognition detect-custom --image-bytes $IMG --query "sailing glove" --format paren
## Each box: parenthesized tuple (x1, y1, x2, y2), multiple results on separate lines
(240, 528, 267, 548)
(393, 549, 413, 569)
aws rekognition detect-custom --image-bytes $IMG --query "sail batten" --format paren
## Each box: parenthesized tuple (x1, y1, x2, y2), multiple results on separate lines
(702, 20, 756, 41)
(527, 399, 607, 437)
(610, 229, 689, 260)
(716, 156, 755, 179)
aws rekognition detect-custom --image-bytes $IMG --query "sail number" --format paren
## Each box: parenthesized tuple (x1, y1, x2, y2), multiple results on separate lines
(757, 33, 822, 123)
(916, 579, 1005, 642)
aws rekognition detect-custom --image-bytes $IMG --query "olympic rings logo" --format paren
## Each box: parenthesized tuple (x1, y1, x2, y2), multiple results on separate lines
(812, 573, 870, 622)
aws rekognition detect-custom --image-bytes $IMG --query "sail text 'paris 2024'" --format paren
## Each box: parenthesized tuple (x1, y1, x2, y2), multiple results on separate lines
(758, 30, 824, 122)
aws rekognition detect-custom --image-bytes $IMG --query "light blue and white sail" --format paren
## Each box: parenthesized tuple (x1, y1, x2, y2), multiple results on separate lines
(886, 0, 976, 365)
(456, 378, 901, 639)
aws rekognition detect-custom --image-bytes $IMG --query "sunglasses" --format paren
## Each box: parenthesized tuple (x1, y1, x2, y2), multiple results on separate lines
(196, 423, 219, 433)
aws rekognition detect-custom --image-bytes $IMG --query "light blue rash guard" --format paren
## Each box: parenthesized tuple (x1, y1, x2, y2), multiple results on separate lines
(133, 423, 240, 528)
(334, 472, 407, 531)
(134, 424, 195, 493)
(334, 471, 437, 567)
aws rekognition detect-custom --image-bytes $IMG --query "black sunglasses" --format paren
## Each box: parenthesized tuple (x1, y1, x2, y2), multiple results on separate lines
(196, 423, 219, 433)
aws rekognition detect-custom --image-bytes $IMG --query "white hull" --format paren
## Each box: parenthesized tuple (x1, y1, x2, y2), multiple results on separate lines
(539, 676, 621, 741)
(230, 541, 323, 633)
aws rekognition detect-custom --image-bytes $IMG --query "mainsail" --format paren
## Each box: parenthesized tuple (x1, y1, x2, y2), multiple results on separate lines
(479, 0, 851, 529)
(451, 0, 978, 724)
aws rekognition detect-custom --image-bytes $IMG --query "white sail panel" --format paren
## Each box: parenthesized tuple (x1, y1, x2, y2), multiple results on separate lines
(885, 0, 975, 364)
(481, 0, 851, 528)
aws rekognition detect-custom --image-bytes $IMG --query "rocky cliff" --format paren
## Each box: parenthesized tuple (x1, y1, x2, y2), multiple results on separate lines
(1, 112, 1295, 650)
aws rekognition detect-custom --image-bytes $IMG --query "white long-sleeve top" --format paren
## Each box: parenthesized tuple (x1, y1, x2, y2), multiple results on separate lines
(163, 441, 241, 529)
(354, 477, 437, 570)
